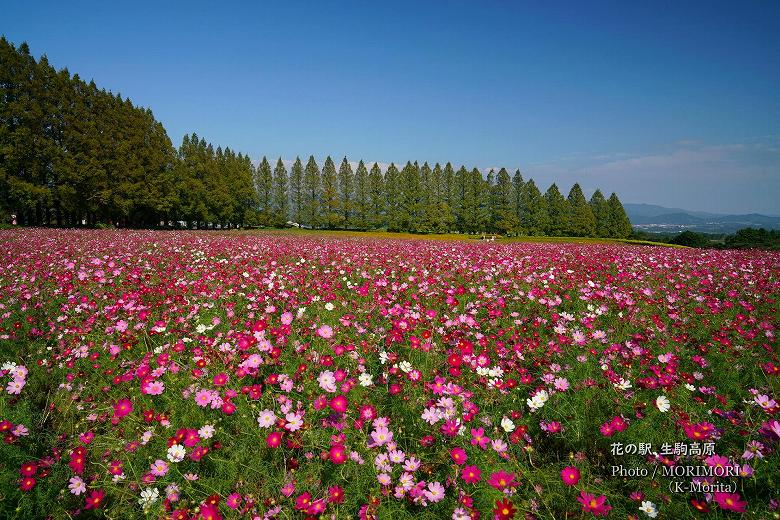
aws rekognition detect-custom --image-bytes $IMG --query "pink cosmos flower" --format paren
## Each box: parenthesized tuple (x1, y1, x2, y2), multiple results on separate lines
(226, 492, 241, 509)
(424, 481, 446, 503)
(461, 465, 482, 484)
(68, 476, 86, 495)
(113, 398, 133, 418)
(471, 427, 490, 449)
(295, 492, 312, 511)
(317, 325, 334, 339)
(450, 447, 468, 465)
(577, 491, 612, 517)
(194, 389, 212, 407)
(561, 466, 580, 486)
(329, 443, 347, 464)
(714, 492, 747, 513)
(330, 394, 349, 413)
(705, 454, 730, 470)
(266, 431, 283, 448)
(144, 380, 165, 395)
(403, 456, 420, 472)
(6, 379, 24, 394)
(370, 426, 393, 446)
(281, 480, 296, 497)
(487, 470, 518, 491)
(150, 459, 168, 477)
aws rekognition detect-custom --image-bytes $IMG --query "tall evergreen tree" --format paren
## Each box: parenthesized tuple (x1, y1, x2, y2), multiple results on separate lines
(606, 192, 632, 238)
(512, 170, 524, 222)
(255, 156, 273, 224)
(442, 163, 456, 230)
(384, 163, 400, 231)
(543, 183, 570, 236)
(443, 163, 455, 208)
(272, 158, 289, 225)
(302, 155, 321, 228)
(176, 134, 208, 228)
(424, 163, 453, 232)
(419, 162, 432, 231)
(337, 157, 354, 227)
(352, 160, 369, 230)
(398, 161, 423, 232)
(429, 163, 443, 202)
(520, 179, 549, 235)
(494, 167, 520, 235)
(289, 157, 304, 224)
(473, 168, 491, 233)
(566, 183, 596, 237)
(589, 189, 609, 237)
(455, 166, 472, 232)
(487, 169, 497, 231)
(320, 156, 341, 229)
(367, 162, 384, 229)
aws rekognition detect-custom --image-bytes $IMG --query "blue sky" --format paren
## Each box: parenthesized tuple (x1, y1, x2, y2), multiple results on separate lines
(3, 0, 779, 213)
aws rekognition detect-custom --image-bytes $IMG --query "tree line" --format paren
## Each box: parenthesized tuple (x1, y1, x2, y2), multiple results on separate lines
(1, 38, 632, 237)
(251, 155, 632, 237)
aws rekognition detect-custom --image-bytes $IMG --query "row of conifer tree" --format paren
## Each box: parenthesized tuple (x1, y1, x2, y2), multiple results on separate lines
(1, 37, 632, 237)
(248, 153, 632, 237)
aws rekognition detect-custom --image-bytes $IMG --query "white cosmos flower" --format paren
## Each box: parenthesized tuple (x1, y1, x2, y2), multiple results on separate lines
(501, 417, 515, 433)
(656, 395, 670, 413)
(639, 500, 658, 518)
(138, 487, 159, 509)
(527, 390, 549, 412)
(359, 373, 374, 387)
(198, 424, 215, 439)
(166, 444, 186, 463)
(257, 409, 277, 428)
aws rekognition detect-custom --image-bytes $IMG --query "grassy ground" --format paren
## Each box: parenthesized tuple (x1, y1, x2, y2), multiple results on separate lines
(229, 227, 686, 247)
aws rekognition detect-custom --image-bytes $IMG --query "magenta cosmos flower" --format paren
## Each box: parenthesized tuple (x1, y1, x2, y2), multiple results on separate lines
(329, 443, 347, 464)
(330, 394, 349, 413)
(577, 491, 612, 517)
(450, 447, 468, 465)
(487, 470, 518, 491)
(461, 465, 482, 484)
(266, 431, 283, 448)
(561, 466, 581, 486)
(113, 398, 133, 418)
(714, 492, 747, 513)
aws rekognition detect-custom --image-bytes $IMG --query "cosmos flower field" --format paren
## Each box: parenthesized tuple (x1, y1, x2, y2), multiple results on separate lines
(0, 230, 778, 519)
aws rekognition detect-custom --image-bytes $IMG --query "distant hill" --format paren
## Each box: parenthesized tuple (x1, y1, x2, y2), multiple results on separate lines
(624, 203, 780, 234)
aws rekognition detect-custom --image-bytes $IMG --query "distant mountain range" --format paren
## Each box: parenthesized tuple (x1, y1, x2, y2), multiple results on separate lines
(624, 203, 780, 234)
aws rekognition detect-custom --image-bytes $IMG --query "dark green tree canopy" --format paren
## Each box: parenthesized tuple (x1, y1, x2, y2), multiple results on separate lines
(566, 183, 597, 237)
(544, 183, 570, 236)
(606, 192, 632, 238)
